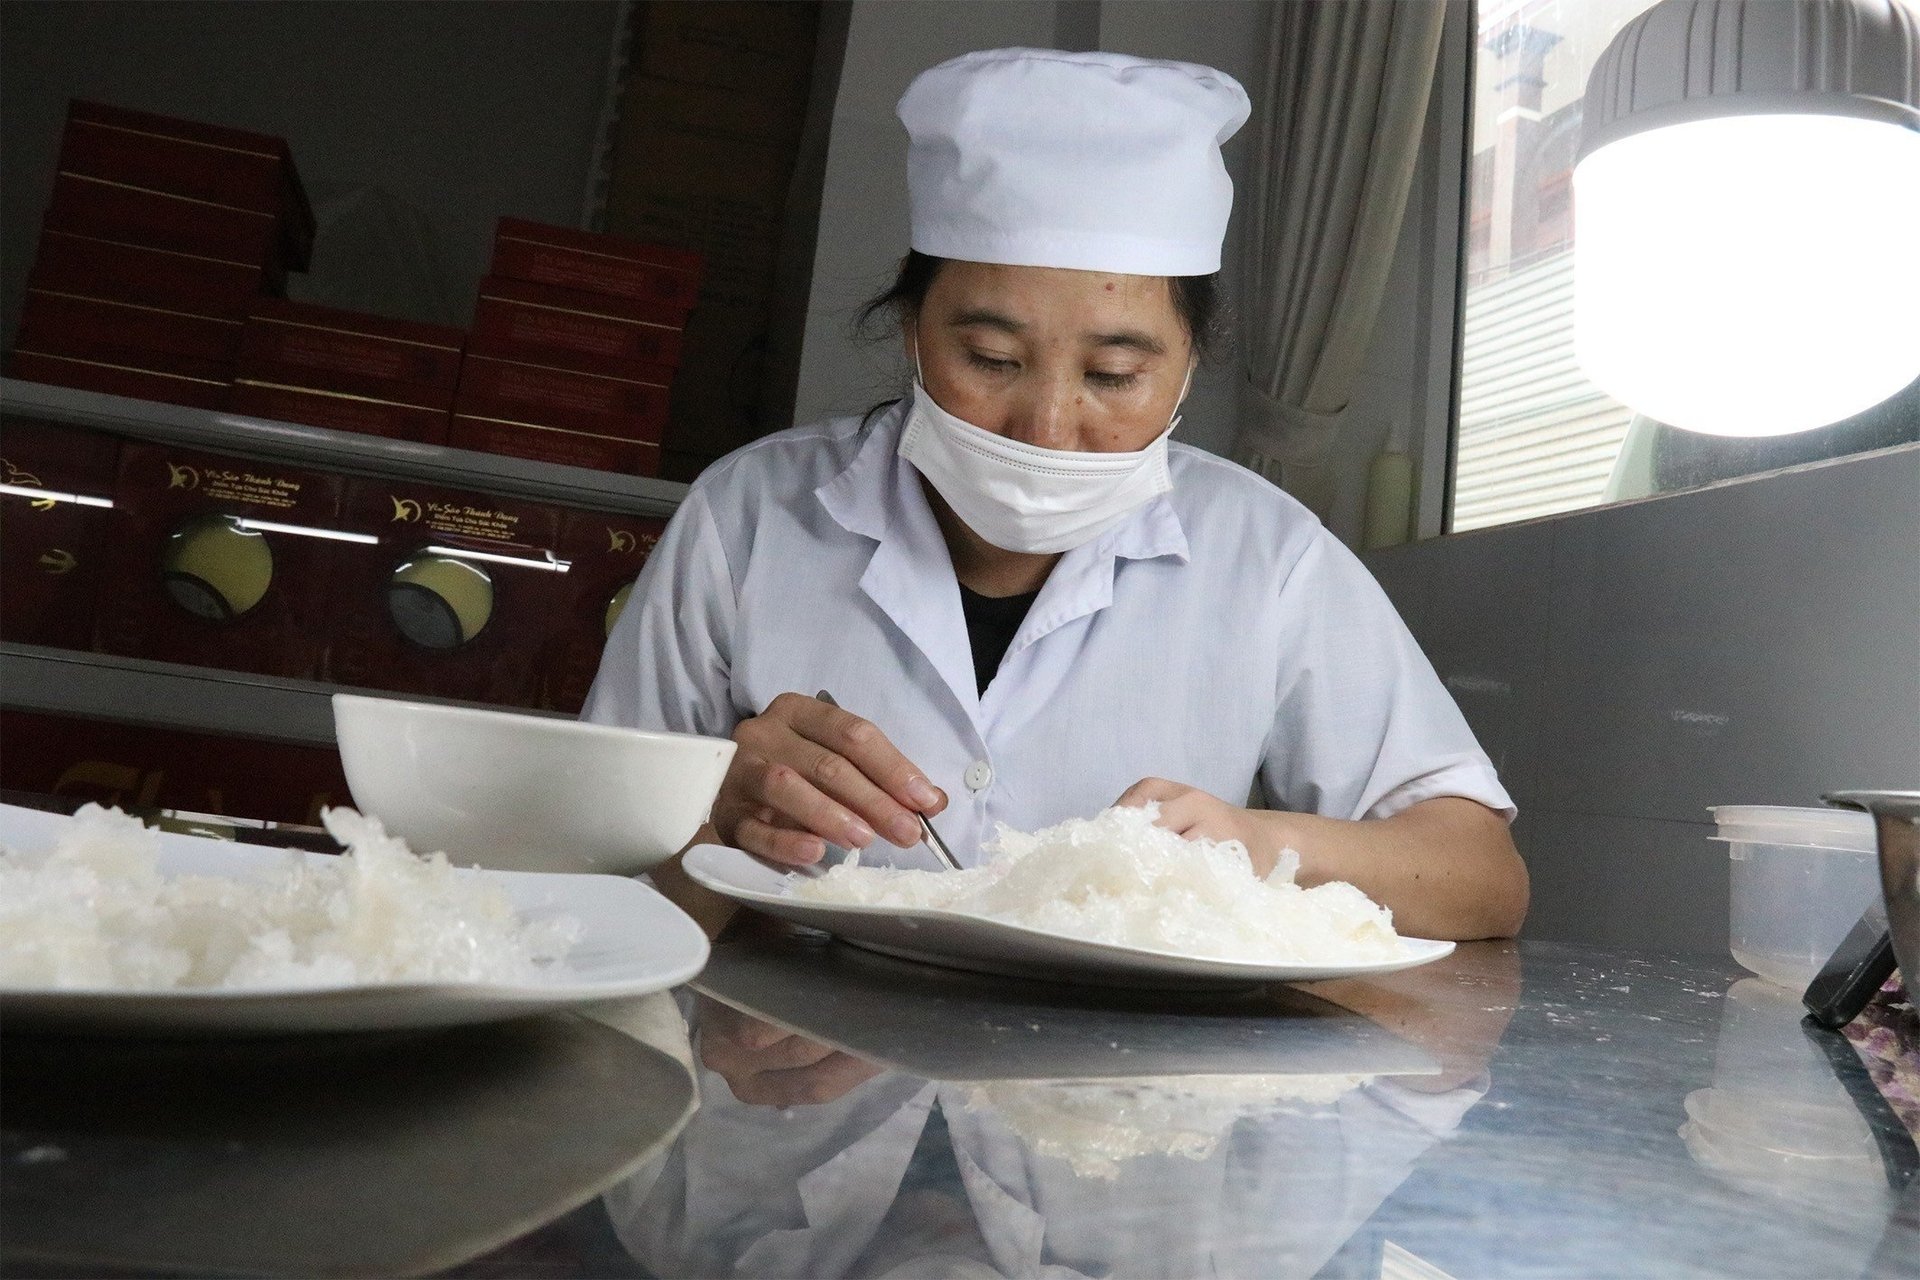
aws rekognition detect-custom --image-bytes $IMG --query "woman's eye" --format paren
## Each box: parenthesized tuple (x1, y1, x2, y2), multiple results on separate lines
(1086, 370, 1141, 390)
(965, 351, 1018, 374)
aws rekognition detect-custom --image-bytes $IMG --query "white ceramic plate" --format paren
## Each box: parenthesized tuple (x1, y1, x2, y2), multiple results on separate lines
(0, 804, 709, 1036)
(683, 844, 1454, 989)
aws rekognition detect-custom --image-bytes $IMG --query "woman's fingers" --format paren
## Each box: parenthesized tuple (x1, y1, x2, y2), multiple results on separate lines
(787, 695, 944, 811)
(728, 1051, 884, 1108)
(734, 694, 947, 849)
(1114, 776, 1190, 809)
(1117, 778, 1246, 844)
(733, 812, 827, 866)
(703, 1028, 837, 1076)
(696, 997, 880, 1107)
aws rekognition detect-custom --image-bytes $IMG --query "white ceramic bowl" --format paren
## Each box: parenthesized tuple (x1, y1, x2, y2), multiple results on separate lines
(332, 694, 736, 875)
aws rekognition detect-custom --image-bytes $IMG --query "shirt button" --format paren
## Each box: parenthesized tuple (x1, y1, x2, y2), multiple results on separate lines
(964, 760, 993, 792)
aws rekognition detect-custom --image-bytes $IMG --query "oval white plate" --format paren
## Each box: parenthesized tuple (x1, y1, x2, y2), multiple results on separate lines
(0, 804, 708, 1036)
(683, 844, 1453, 989)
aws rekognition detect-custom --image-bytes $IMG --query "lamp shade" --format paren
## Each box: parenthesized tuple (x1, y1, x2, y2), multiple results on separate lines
(1574, 0, 1920, 437)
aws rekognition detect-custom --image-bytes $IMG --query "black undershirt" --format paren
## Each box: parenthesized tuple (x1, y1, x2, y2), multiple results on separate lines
(958, 583, 1040, 695)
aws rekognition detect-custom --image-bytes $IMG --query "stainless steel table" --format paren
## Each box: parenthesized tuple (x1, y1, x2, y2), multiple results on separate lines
(0, 1010, 696, 1277)
(5, 928, 1913, 1278)
(617, 926, 1916, 1278)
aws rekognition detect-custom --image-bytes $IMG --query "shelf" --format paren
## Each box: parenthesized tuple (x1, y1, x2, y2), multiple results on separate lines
(0, 642, 567, 748)
(0, 378, 690, 518)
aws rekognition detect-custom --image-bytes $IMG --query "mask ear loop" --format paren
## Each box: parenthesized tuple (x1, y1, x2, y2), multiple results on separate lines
(1167, 360, 1197, 435)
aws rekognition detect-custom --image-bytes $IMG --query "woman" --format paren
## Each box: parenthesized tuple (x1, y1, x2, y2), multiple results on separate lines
(585, 48, 1526, 941)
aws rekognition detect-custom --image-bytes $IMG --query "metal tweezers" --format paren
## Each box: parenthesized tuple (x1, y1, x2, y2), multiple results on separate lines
(815, 690, 962, 871)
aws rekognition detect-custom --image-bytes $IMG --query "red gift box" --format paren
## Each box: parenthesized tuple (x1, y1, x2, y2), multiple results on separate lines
(62, 100, 316, 271)
(490, 217, 702, 315)
(5, 349, 231, 411)
(454, 354, 669, 442)
(91, 442, 347, 679)
(469, 275, 685, 375)
(226, 382, 451, 444)
(18, 288, 242, 371)
(236, 299, 465, 404)
(537, 507, 667, 711)
(321, 478, 565, 706)
(0, 420, 121, 651)
(28, 227, 268, 319)
(447, 415, 661, 477)
(47, 173, 281, 280)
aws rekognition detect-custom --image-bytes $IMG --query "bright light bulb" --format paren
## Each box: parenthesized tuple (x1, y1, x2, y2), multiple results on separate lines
(1574, 114, 1920, 437)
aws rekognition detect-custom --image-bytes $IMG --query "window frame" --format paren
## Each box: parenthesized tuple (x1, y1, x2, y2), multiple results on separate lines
(1419, 0, 1478, 540)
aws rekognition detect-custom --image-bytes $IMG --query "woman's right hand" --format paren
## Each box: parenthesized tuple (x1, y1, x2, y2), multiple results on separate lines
(711, 692, 948, 866)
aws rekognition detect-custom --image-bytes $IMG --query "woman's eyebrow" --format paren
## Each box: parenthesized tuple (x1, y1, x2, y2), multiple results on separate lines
(1089, 330, 1167, 356)
(947, 309, 1167, 357)
(947, 307, 1024, 334)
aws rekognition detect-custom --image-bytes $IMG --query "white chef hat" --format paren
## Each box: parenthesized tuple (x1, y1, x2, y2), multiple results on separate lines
(898, 48, 1251, 277)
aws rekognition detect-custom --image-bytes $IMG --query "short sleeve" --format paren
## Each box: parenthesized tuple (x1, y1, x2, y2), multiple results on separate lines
(1260, 530, 1515, 823)
(581, 485, 740, 739)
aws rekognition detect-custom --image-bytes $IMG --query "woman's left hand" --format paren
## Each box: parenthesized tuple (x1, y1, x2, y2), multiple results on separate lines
(1116, 780, 1530, 940)
(1114, 777, 1282, 872)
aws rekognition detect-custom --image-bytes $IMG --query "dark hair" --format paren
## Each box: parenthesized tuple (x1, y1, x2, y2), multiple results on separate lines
(856, 250, 1223, 359)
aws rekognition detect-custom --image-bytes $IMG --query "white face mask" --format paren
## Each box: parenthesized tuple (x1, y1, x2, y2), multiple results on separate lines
(897, 344, 1190, 556)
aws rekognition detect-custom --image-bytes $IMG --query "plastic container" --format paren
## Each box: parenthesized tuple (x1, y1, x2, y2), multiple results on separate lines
(1710, 805, 1880, 991)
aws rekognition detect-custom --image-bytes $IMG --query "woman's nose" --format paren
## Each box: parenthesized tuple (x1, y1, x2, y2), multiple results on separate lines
(1002, 376, 1080, 450)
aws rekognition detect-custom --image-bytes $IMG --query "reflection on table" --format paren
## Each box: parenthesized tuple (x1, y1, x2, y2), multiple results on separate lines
(0, 1000, 697, 1278)
(608, 924, 1518, 1279)
(591, 926, 1917, 1280)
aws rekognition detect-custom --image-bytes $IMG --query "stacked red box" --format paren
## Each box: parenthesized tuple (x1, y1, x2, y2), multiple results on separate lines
(57, 100, 315, 271)
(0, 420, 121, 651)
(490, 217, 701, 312)
(321, 477, 566, 707)
(91, 442, 348, 680)
(6, 100, 312, 411)
(229, 299, 465, 444)
(450, 218, 702, 476)
(538, 508, 667, 712)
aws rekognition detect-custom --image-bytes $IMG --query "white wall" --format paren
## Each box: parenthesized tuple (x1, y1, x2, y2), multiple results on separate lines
(1350, 9, 1920, 958)
(794, 0, 1059, 426)
(792, 0, 1267, 455)
(1364, 443, 1920, 956)
(0, 1, 620, 336)
(798, 0, 1920, 963)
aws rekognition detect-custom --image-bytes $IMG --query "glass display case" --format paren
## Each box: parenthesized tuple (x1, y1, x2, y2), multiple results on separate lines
(0, 376, 687, 823)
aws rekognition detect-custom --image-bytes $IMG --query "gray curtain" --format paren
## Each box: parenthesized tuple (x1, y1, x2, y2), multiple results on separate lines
(1236, 0, 1446, 514)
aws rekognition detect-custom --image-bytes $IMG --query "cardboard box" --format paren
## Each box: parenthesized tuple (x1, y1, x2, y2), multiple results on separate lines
(63, 100, 316, 271)
(5, 349, 231, 411)
(538, 507, 666, 711)
(601, 10, 819, 475)
(469, 275, 685, 375)
(236, 299, 465, 404)
(18, 288, 243, 370)
(28, 227, 267, 319)
(634, 0, 821, 102)
(227, 381, 451, 444)
(448, 415, 661, 477)
(0, 420, 120, 651)
(322, 478, 564, 706)
(92, 442, 346, 679)
(47, 174, 282, 278)
(454, 354, 669, 442)
(491, 217, 702, 314)
(0, 709, 350, 826)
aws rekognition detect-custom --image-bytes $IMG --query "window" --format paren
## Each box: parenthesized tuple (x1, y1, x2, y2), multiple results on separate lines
(1450, 0, 1920, 533)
